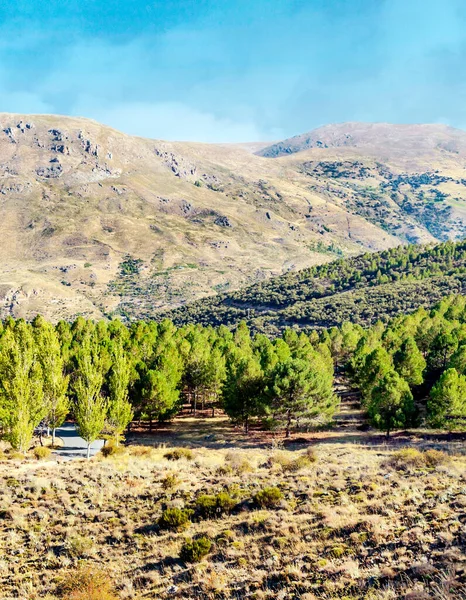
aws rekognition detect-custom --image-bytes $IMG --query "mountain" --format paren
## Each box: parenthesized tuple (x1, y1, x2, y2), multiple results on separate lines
(257, 122, 466, 158)
(1, 114, 466, 322)
(162, 240, 466, 334)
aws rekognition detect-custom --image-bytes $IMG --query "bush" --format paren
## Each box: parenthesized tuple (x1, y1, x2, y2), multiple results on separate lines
(196, 492, 236, 519)
(164, 448, 194, 461)
(58, 564, 117, 600)
(282, 452, 316, 473)
(180, 536, 212, 563)
(225, 451, 253, 473)
(158, 507, 192, 532)
(100, 442, 125, 458)
(423, 449, 450, 468)
(161, 473, 180, 490)
(33, 446, 52, 460)
(253, 486, 283, 508)
(65, 534, 95, 558)
(386, 448, 451, 471)
(129, 445, 153, 457)
(386, 448, 425, 471)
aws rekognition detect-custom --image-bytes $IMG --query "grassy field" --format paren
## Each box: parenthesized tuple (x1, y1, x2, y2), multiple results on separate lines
(1, 418, 465, 600)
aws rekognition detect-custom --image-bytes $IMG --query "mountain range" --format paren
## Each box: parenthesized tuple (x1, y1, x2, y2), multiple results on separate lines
(1, 114, 466, 321)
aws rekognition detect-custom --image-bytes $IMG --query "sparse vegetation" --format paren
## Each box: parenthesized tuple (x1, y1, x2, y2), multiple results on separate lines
(0, 442, 462, 598)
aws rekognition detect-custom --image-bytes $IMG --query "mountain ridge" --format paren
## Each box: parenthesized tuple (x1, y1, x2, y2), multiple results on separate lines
(1, 113, 466, 322)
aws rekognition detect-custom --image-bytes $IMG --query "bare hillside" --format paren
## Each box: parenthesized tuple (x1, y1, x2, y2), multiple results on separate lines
(1, 114, 466, 321)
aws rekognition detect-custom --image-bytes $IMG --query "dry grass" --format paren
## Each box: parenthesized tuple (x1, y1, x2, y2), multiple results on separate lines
(0, 441, 465, 599)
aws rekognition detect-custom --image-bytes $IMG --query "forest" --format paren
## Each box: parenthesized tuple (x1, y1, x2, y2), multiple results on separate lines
(163, 240, 466, 333)
(1, 293, 465, 455)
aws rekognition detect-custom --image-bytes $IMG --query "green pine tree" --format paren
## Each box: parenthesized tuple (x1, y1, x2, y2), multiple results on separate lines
(394, 337, 426, 386)
(428, 368, 466, 430)
(367, 370, 415, 438)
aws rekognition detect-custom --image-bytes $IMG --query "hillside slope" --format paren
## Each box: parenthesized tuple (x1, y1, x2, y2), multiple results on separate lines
(162, 240, 466, 333)
(1, 115, 466, 321)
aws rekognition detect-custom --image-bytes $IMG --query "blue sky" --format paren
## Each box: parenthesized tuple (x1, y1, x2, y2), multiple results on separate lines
(1, 0, 466, 142)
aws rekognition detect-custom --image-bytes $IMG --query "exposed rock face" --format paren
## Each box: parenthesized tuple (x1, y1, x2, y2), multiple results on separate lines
(154, 147, 197, 178)
(214, 215, 232, 227)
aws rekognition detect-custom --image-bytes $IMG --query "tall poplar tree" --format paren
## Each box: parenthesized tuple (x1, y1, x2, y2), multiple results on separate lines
(0, 322, 46, 451)
(33, 317, 69, 445)
(73, 334, 106, 459)
(107, 339, 133, 444)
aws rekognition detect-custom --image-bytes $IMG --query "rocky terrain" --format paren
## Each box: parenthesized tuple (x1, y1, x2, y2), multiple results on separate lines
(1, 114, 466, 321)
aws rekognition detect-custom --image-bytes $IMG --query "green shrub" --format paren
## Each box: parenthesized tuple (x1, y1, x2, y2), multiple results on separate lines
(164, 448, 194, 461)
(158, 507, 192, 532)
(196, 492, 236, 519)
(180, 536, 212, 563)
(33, 446, 52, 460)
(253, 487, 283, 508)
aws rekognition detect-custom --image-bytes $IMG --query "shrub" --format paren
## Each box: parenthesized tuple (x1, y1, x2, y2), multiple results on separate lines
(282, 454, 315, 473)
(100, 442, 125, 458)
(386, 448, 425, 471)
(33, 446, 52, 460)
(129, 445, 153, 457)
(164, 448, 194, 461)
(225, 451, 253, 473)
(423, 449, 450, 467)
(253, 487, 283, 508)
(158, 507, 192, 532)
(180, 536, 212, 563)
(65, 534, 95, 558)
(161, 473, 180, 490)
(196, 492, 236, 519)
(58, 564, 117, 600)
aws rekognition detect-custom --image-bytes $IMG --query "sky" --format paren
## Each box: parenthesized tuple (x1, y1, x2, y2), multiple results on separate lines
(0, 0, 466, 142)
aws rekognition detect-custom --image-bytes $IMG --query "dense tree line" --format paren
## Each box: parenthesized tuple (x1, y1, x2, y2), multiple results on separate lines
(326, 295, 466, 436)
(1, 294, 465, 452)
(163, 240, 466, 333)
(0, 316, 336, 455)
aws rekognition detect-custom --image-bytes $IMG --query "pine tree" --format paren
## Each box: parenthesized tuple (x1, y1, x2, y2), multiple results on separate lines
(0, 322, 46, 451)
(139, 341, 182, 428)
(358, 346, 392, 402)
(222, 352, 264, 433)
(448, 344, 466, 374)
(267, 354, 336, 438)
(428, 368, 466, 429)
(367, 370, 415, 438)
(394, 337, 426, 386)
(107, 339, 133, 444)
(73, 334, 107, 459)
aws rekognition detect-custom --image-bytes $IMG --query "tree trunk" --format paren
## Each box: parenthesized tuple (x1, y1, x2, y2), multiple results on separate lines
(86, 443, 91, 460)
(285, 411, 292, 438)
(193, 391, 197, 416)
(149, 418, 153, 432)
(52, 428, 56, 447)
